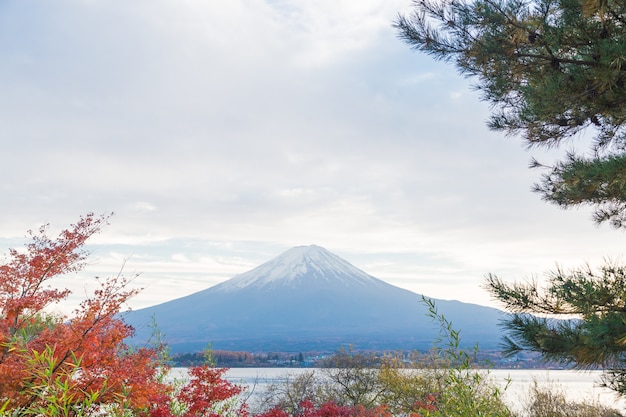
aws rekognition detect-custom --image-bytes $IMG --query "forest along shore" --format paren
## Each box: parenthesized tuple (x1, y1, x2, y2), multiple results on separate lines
(170, 349, 568, 369)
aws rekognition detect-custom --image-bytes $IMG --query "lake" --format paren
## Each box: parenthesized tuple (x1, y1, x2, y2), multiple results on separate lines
(172, 367, 626, 414)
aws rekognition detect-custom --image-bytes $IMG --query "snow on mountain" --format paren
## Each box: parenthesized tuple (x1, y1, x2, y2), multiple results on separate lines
(212, 244, 386, 292)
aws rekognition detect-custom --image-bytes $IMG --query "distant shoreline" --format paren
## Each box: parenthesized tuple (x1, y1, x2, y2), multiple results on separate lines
(170, 349, 571, 370)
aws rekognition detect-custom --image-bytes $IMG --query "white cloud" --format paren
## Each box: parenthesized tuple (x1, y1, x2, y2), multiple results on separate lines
(130, 202, 158, 213)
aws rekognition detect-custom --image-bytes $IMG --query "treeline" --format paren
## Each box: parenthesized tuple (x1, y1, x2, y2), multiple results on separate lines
(169, 348, 561, 369)
(170, 350, 310, 367)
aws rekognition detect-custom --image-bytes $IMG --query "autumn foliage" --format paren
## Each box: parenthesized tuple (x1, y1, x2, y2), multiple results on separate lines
(0, 213, 247, 416)
(256, 401, 392, 417)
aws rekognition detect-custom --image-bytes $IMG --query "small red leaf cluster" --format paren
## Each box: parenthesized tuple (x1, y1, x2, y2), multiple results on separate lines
(145, 365, 248, 417)
(410, 393, 438, 417)
(256, 401, 391, 417)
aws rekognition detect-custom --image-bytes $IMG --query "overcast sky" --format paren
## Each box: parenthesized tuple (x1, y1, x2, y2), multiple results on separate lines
(1, 0, 623, 314)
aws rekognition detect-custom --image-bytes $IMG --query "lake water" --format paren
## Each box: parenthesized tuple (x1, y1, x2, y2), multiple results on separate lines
(173, 367, 626, 414)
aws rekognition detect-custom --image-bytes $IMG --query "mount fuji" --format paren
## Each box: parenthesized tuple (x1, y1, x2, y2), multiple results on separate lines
(123, 245, 505, 352)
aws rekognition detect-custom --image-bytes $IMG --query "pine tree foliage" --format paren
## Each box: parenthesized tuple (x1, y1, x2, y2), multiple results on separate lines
(396, 0, 626, 227)
(485, 263, 626, 394)
(532, 152, 626, 227)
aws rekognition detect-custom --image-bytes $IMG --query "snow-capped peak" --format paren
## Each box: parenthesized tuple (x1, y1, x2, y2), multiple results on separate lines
(213, 245, 384, 291)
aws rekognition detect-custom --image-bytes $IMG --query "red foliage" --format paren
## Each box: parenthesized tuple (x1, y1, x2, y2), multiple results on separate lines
(255, 401, 391, 417)
(139, 364, 249, 417)
(0, 213, 246, 416)
(410, 393, 439, 417)
(177, 365, 246, 416)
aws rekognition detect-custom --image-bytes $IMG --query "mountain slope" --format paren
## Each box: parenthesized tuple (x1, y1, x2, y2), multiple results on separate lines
(124, 245, 504, 352)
